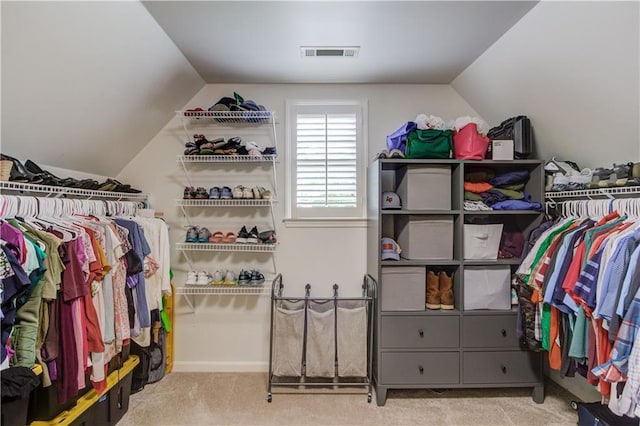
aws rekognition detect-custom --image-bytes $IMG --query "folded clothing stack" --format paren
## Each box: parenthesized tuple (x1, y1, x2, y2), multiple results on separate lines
(463, 168, 542, 211)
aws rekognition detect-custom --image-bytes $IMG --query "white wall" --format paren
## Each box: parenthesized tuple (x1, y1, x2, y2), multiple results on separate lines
(1, 1, 204, 176)
(452, 1, 640, 168)
(117, 83, 480, 371)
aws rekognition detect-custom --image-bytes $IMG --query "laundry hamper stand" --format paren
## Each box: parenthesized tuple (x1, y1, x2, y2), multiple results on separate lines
(267, 274, 377, 402)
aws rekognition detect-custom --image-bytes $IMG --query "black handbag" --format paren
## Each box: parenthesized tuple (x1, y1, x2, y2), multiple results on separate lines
(487, 116, 533, 159)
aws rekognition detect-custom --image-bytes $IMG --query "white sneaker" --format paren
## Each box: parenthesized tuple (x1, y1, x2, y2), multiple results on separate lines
(241, 140, 264, 152)
(196, 271, 212, 285)
(224, 270, 238, 286)
(186, 271, 198, 285)
(242, 186, 253, 199)
(212, 270, 224, 285)
(232, 185, 244, 199)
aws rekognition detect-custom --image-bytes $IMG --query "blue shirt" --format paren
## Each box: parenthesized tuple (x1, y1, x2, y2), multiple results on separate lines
(114, 218, 151, 328)
(596, 231, 638, 321)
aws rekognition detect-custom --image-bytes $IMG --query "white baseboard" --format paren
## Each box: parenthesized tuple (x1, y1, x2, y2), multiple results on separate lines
(173, 361, 269, 373)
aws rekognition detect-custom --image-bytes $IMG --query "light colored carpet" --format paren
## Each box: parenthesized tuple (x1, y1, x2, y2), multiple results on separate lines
(118, 373, 578, 425)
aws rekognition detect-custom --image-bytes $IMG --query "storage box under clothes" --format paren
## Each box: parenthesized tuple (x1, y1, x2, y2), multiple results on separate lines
(396, 215, 454, 260)
(396, 165, 451, 210)
(464, 266, 511, 310)
(381, 266, 426, 311)
(464, 224, 504, 260)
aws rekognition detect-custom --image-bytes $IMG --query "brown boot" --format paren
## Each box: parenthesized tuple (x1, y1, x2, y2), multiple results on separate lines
(426, 270, 441, 309)
(439, 271, 454, 310)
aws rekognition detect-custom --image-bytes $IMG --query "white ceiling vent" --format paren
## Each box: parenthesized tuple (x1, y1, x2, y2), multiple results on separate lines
(301, 46, 360, 58)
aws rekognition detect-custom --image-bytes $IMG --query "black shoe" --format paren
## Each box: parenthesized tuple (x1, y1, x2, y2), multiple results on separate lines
(236, 226, 249, 244)
(258, 230, 277, 244)
(238, 269, 251, 285)
(1, 154, 43, 183)
(247, 226, 259, 244)
(250, 270, 265, 285)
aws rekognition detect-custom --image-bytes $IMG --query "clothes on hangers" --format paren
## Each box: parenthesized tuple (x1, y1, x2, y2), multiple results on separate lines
(515, 205, 640, 415)
(0, 194, 170, 405)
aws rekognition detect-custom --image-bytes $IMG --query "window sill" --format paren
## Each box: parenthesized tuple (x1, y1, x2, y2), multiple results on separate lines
(283, 218, 368, 228)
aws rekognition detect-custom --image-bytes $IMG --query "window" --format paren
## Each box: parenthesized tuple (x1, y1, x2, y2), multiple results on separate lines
(286, 100, 367, 220)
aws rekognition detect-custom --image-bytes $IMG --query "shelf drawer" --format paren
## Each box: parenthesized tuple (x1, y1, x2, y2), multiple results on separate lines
(380, 352, 460, 385)
(462, 315, 519, 348)
(380, 316, 459, 349)
(463, 351, 540, 384)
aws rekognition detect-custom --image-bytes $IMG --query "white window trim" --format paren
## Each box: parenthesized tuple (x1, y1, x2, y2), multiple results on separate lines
(285, 99, 368, 222)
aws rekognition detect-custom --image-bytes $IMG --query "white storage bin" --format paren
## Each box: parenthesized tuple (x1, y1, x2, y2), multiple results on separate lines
(464, 224, 504, 260)
(381, 266, 425, 311)
(396, 215, 453, 260)
(396, 165, 451, 210)
(464, 266, 511, 310)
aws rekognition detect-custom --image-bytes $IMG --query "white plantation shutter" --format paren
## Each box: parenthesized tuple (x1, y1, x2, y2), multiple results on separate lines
(296, 114, 357, 208)
(287, 101, 366, 219)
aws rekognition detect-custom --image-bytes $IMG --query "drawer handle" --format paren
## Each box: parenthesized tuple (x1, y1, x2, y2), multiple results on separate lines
(418, 329, 424, 338)
(418, 365, 424, 375)
(501, 365, 507, 374)
(501, 329, 507, 337)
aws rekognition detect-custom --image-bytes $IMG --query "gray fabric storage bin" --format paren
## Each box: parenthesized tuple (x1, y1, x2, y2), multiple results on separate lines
(464, 266, 512, 310)
(336, 300, 367, 377)
(396, 165, 451, 210)
(396, 215, 453, 260)
(381, 266, 426, 311)
(306, 301, 335, 378)
(273, 300, 305, 377)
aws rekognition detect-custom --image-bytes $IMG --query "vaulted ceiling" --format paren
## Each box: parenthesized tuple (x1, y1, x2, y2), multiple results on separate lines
(2, 1, 538, 176)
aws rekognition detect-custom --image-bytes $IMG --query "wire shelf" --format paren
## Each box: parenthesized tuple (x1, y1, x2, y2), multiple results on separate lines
(545, 186, 640, 200)
(177, 198, 276, 207)
(176, 110, 275, 123)
(177, 155, 278, 163)
(0, 181, 148, 201)
(175, 285, 269, 296)
(177, 242, 278, 252)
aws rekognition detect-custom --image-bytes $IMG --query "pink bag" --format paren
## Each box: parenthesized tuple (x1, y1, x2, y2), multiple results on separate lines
(453, 123, 489, 160)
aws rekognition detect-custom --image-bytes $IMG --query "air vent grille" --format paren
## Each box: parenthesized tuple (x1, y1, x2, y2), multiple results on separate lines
(301, 46, 360, 58)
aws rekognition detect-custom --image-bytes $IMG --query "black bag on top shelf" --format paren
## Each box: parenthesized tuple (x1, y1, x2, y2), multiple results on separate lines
(487, 116, 533, 159)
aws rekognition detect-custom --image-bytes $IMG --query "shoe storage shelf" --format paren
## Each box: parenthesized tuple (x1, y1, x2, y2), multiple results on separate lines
(545, 186, 640, 202)
(0, 181, 149, 202)
(174, 109, 279, 306)
(367, 158, 545, 406)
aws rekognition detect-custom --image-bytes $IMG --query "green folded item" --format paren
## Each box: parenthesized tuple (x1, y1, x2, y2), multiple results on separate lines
(501, 183, 526, 191)
(492, 188, 524, 199)
(464, 191, 483, 201)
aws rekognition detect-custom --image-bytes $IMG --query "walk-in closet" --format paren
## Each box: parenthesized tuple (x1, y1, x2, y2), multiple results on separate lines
(2, 1, 639, 425)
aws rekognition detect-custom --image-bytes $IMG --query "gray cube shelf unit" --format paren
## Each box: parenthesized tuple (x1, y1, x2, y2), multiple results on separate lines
(367, 158, 545, 406)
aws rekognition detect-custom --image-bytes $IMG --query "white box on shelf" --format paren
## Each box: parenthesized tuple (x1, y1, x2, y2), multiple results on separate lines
(381, 267, 426, 311)
(463, 224, 504, 260)
(396, 215, 454, 260)
(492, 140, 514, 160)
(464, 266, 511, 310)
(396, 165, 451, 210)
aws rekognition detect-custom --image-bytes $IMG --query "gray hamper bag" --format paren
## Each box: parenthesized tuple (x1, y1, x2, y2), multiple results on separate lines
(337, 300, 367, 377)
(305, 301, 335, 378)
(273, 300, 305, 377)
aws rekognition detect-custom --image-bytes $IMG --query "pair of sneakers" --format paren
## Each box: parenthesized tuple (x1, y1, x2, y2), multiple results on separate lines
(238, 269, 265, 285)
(237, 226, 260, 243)
(186, 271, 213, 286)
(184, 186, 210, 199)
(186, 226, 211, 243)
(209, 186, 233, 199)
(210, 270, 239, 286)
